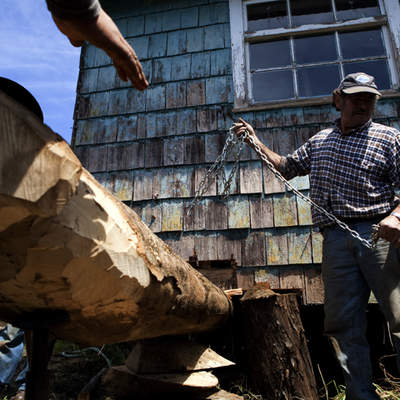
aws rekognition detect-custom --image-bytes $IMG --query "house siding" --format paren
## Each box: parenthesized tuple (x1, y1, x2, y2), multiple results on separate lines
(72, 0, 400, 304)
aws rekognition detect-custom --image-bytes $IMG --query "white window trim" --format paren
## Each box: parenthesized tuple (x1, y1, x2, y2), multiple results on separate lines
(383, 0, 400, 71)
(229, 0, 248, 108)
(229, 0, 400, 111)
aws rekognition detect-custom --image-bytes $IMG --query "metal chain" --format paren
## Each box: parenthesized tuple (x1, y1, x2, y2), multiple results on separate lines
(187, 130, 247, 213)
(187, 126, 379, 249)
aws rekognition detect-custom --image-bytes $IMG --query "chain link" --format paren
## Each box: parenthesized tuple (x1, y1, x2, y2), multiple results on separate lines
(187, 129, 247, 214)
(187, 126, 379, 249)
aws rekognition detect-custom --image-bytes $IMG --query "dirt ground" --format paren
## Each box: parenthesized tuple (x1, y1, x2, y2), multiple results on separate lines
(0, 339, 264, 400)
(2, 311, 400, 400)
(2, 346, 400, 400)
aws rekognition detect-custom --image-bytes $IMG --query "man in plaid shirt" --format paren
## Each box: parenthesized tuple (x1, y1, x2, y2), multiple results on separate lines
(234, 72, 400, 400)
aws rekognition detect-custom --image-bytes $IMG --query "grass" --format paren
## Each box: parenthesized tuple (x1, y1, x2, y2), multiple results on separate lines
(318, 355, 400, 400)
(229, 374, 400, 400)
(328, 383, 400, 400)
(228, 374, 264, 400)
(374, 383, 400, 400)
(323, 380, 400, 400)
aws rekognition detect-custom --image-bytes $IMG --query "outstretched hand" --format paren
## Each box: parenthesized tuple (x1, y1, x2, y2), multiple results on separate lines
(52, 8, 148, 91)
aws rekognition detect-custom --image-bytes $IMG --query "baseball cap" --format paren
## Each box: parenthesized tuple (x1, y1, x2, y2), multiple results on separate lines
(337, 72, 381, 97)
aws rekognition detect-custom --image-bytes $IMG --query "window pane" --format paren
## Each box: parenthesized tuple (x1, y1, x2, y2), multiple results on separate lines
(250, 40, 291, 70)
(335, 0, 380, 21)
(252, 70, 294, 102)
(297, 64, 341, 97)
(291, 0, 333, 26)
(294, 34, 337, 64)
(343, 60, 391, 90)
(340, 29, 385, 59)
(247, 1, 289, 31)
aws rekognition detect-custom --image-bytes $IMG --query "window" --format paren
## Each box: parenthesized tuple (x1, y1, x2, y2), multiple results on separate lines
(229, 0, 400, 108)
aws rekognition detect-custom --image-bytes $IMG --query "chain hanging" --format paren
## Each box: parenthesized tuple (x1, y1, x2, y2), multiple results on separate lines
(187, 128, 247, 211)
(187, 126, 379, 249)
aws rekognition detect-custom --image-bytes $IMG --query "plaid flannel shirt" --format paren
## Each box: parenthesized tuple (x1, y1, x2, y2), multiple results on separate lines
(280, 119, 400, 227)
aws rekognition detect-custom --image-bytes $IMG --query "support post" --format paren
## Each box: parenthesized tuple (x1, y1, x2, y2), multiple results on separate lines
(11, 311, 68, 400)
(25, 328, 54, 400)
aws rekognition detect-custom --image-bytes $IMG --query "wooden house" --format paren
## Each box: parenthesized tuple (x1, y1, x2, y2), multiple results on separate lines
(72, 0, 400, 305)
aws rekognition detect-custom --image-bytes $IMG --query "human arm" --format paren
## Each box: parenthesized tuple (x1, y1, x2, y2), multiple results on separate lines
(377, 133, 400, 247)
(232, 118, 310, 179)
(46, 0, 148, 91)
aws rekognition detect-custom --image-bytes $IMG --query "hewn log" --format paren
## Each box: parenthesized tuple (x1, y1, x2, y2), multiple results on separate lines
(239, 284, 318, 400)
(203, 390, 243, 400)
(0, 91, 232, 345)
(99, 365, 219, 399)
(126, 337, 235, 374)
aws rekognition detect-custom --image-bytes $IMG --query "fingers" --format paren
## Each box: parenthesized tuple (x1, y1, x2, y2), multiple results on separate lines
(232, 118, 256, 139)
(377, 217, 400, 247)
(234, 126, 248, 135)
(125, 58, 149, 90)
(106, 35, 149, 90)
(113, 51, 149, 90)
(54, 9, 149, 91)
(232, 119, 247, 130)
(114, 63, 128, 82)
(380, 229, 400, 247)
(232, 120, 250, 139)
(233, 118, 247, 127)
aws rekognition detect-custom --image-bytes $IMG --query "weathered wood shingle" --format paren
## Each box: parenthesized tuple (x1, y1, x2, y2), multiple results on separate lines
(273, 193, 298, 227)
(73, 0, 400, 304)
(242, 232, 266, 267)
(205, 198, 228, 230)
(266, 229, 288, 266)
(133, 169, 153, 201)
(240, 161, 263, 194)
(249, 196, 274, 229)
(228, 196, 250, 229)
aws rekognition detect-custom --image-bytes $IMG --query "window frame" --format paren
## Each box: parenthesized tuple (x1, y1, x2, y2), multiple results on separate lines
(229, 0, 400, 110)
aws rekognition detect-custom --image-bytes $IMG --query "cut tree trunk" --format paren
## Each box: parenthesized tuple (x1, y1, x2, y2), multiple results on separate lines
(239, 284, 318, 400)
(0, 91, 232, 345)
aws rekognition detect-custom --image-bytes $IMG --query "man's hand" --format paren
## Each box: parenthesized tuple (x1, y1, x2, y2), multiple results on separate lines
(232, 118, 283, 170)
(232, 118, 257, 145)
(378, 214, 400, 247)
(52, 9, 148, 91)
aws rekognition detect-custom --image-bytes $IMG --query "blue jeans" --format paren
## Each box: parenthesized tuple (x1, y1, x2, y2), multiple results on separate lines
(322, 220, 400, 400)
(0, 325, 27, 390)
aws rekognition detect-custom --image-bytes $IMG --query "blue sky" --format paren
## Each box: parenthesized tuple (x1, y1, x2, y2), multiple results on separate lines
(0, 1, 81, 143)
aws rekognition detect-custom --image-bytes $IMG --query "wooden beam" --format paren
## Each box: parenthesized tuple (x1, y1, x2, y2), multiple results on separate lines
(0, 91, 232, 345)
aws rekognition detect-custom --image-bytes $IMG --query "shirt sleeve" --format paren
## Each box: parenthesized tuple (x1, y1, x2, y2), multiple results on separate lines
(279, 140, 312, 180)
(389, 129, 400, 189)
(45, 0, 101, 20)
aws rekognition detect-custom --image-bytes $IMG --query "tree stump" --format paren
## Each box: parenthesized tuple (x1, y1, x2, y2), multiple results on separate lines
(239, 284, 318, 400)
